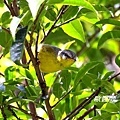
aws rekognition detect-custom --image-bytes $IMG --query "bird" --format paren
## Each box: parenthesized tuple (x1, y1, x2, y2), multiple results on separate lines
(38, 44, 76, 73)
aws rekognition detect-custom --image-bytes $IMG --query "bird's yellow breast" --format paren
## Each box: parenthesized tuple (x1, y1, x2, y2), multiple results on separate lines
(38, 44, 75, 73)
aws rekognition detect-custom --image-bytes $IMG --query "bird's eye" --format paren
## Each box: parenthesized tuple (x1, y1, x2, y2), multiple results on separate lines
(63, 53, 71, 59)
(62, 54, 68, 59)
(58, 50, 76, 60)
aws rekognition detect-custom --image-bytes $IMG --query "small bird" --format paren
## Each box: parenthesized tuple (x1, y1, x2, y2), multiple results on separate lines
(38, 44, 76, 73)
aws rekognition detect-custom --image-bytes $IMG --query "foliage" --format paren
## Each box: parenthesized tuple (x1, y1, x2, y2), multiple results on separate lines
(0, 0, 120, 119)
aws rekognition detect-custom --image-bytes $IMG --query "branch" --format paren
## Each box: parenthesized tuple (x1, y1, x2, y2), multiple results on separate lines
(8, 105, 20, 120)
(4, 0, 17, 16)
(29, 102, 38, 120)
(1, 27, 10, 34)
(62, 72, 120, 120)
(77, 105, 97, 120)
(41, 5, 68, 43)
(63, 87, 101, 120)
(0, 105, 7, 120)
(53, 16, 77, 29)
(13, 0, 19, 16)
(0, 72, 4, 77)
(52, 88, 72, 108)
(8, 105, 44, 120)
(25, 40, 55, 120)
(108, 72, 120, 82)
(35, 31, 39, 61)
(31, 2, 46, 36)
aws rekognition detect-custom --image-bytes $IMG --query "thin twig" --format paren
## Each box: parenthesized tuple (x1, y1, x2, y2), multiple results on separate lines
(0, 54, 3, 59)
(77, 105, 97, 120)
(0, 72, 4, 77)
(1, 27, 10, 34)
(108, 72, 120, 82)
(8, 105, 20, 120)
(52, 88, 72, 108)
(31, 2, 46, 36)
(35, 31, 39, 61)
(0, 105, 7, 120)
(8, 105, 44, 120)
(41, 5, 68, 43)
(53, 16, 77, 29)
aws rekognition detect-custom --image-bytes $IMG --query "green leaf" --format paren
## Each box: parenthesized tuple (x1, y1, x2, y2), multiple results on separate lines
(44, 73, 55, 87)
(0, 29, 12, 56)
(115, 54, 120, 67)
(4, 66, 17, 81)
(26, 0, 45, 19)
(98, 30, 120, 48)
(53, 83, 63, 98)
(74, 61, 101, 85)
(102, 71, 114, 80)
(46, 28, 76, 44)
(45, 5, 57, 21)
(0, 30, 11, 47)
(102, 81, 116, 94)
(10, 17, 21, 40)
(1, 11, 11, 26)
(95, 19, 120, 27)
(62, 40, 75, 49)
(62, 19, 85, 42)
(25, 85, 38, 98)
(10, 26, 28, 65)
(62, 6, 79, 21)
(26, 85, 38, 96)
(48, 0, 97, 14)
(65, 97, 71, 114)
(6, 98, 21, 106)
(80, 11, 99, 24)
(92, 112, 112, 120)
(0, 92, 3, 105)
(102, 103, 119, 113)
(82, 73, 97, 88)
(60, 70, 71, 91)
(0, 0, 4, 7)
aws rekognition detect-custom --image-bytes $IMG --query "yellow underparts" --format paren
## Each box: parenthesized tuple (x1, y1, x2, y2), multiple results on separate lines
(38, 44, 74, 73)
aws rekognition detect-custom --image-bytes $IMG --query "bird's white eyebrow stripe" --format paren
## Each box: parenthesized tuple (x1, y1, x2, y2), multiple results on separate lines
(58, 50, 62, 56)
